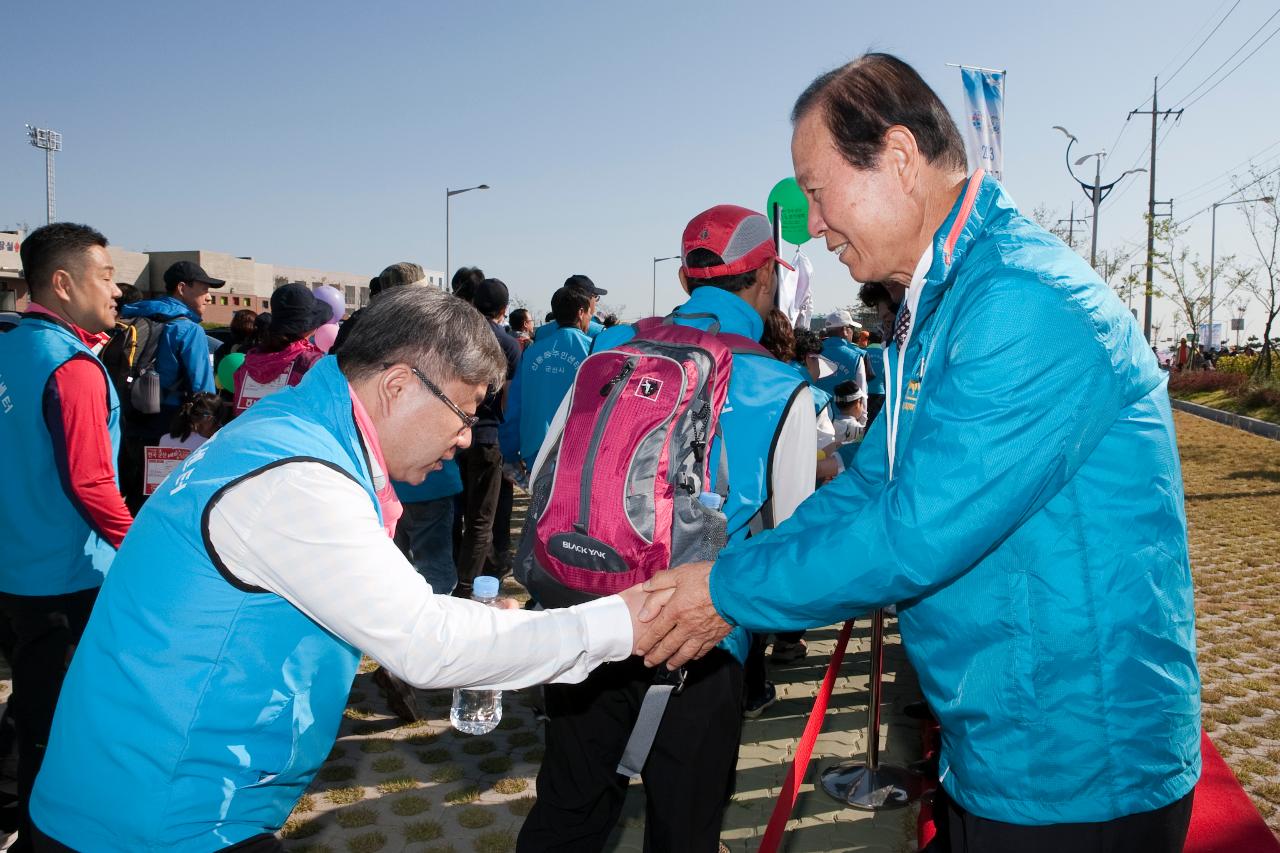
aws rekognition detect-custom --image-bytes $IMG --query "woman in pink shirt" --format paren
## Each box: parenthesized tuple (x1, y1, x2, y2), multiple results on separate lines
(233, 283, 332, 414)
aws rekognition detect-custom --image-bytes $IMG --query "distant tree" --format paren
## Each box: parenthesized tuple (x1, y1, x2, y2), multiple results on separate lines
(1236, 170, 1280, 379)
(1152, 217, 1248, 369)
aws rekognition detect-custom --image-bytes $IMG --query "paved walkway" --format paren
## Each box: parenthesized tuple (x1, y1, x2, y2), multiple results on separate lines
(14, 408, 1274, 850)
(1175, 411, 1280, 836)
(280, 617, 922, 853)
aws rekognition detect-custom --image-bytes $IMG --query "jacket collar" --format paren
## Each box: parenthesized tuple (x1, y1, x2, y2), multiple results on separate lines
(678, 286, 764, 341)
(23, 302, 105, 348)
(910, 170, 1002, 333)
(121, 295, 201, 323)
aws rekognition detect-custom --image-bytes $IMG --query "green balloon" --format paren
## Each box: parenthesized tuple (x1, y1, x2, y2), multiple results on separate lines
(217, 352, 246, 393)
(767, 177, 811, 245)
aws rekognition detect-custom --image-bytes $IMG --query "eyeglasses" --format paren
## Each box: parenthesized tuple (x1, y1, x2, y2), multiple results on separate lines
(383, 363, 480, 431)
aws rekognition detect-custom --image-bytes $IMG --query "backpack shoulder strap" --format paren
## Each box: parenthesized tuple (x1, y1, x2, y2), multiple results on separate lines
(717, 332, 773, 359)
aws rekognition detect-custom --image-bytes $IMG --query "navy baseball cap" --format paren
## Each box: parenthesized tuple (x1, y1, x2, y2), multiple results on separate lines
(163, 260, 225, 289)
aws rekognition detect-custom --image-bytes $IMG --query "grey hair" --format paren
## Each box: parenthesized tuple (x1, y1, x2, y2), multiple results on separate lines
(337, 287, 506, 390)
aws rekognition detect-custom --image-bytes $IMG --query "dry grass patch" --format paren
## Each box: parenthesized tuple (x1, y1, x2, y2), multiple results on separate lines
(418, 747, 452, 764)
(492, 778, 528, 795)
(390, 794, 432, 817)
(445, 785, 481, 805)
(335, 806, 378, 828)
(479, 755, 514, 774)
(326, 785, 365, 805)
(474, 829, 517, 853)
(345, 830, 386, 853)
(457, 806, 495, 828)
(430, 765, 465, 784)
(507, 796, 536, 816)
(281, 816, 324, 839)
(404, 819, 444, 842)
(375, 775, 418, 794)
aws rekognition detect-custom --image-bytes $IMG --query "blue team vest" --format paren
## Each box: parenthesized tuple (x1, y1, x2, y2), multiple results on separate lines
(816, 337, 866, 395)
(0, 315, 119, 595)
(31, 357, 378, 851)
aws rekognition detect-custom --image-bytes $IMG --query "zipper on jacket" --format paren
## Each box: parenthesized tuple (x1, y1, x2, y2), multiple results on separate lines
(576, 358, 636, 533)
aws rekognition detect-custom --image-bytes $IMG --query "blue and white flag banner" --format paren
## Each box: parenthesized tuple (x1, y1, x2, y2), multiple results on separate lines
(960, 67, 1005, 183)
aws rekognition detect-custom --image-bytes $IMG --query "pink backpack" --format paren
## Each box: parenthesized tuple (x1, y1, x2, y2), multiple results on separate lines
(515, 315, 771, 608)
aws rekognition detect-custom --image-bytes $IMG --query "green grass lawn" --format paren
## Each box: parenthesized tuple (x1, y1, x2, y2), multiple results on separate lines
(1172, 388, 1280, 426)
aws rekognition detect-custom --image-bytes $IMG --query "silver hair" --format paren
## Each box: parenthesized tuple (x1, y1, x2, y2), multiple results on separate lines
(337, 287, 506, 390)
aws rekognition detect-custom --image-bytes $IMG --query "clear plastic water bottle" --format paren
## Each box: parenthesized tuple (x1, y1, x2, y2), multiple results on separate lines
(450, 576, 503, 735)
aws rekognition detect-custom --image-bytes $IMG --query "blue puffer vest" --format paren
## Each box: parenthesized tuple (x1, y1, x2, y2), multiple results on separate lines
(31, 357, 378, 851)
(0, 315, 119, 594)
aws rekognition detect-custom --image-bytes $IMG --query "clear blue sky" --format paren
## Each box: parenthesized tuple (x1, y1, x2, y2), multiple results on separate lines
(8, 1, 1280, 342)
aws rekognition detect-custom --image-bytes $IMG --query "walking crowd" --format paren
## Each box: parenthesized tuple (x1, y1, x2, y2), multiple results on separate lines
(0, 53, 1200, 853)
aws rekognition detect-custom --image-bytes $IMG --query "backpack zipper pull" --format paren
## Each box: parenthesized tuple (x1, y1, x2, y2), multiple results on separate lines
(600, 360, 636, 396)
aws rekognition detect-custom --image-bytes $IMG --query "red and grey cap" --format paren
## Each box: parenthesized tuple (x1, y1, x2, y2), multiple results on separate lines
(681, 205, 795, 280)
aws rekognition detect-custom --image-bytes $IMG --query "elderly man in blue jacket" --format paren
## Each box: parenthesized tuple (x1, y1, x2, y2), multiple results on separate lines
(637, 53, 1199, 853)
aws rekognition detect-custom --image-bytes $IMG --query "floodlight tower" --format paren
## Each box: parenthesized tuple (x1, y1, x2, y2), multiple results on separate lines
(26, 124, 62, 224)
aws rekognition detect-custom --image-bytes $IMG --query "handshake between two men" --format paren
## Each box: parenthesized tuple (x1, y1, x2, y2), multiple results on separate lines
(614, 560, 729, 670)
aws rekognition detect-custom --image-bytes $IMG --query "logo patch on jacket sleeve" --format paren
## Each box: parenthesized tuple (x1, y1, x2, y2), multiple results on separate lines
(635, 377, 663, 399)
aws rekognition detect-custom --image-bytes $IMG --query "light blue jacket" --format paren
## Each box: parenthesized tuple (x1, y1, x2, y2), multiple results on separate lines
(506, 324, 593, 468)
(709, 173, 1199, 825)
(815, 337, 865, 395)
(864, 343, 885, 395)
(534, 317, 603, 341)
(31, 357, 373, 850)
(393, 459, 462, 503)
(120, 296, 216, 409)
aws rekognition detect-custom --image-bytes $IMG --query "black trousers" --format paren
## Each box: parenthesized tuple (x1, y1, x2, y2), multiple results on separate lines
(0, 588, 98, 853)
(935, 785, 1194, 853)
(488, 476, 515, 576)
(517, 651, 743, 853)
(866, 393, 885, 428)
(456, 442, 504, 591)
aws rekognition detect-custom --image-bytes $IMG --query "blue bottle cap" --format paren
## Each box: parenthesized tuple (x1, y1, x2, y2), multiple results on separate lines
(698, 492, 724, 511)
(473, 576, 501, 599)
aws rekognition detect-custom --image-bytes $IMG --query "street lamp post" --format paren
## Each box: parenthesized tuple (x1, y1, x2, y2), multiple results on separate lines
(1209, 193, 1273, 349)
(1052, 126, 1145, 270)
(652, 255, 680, 315)
(26, 124, 61, 225)
(445, 184, 490, 288)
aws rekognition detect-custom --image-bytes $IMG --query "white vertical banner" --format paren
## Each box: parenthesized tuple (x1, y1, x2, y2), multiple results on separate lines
(960, 67, 1005, 182)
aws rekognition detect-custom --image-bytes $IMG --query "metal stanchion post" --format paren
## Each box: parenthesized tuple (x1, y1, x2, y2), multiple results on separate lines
(820, 608, 924, 810)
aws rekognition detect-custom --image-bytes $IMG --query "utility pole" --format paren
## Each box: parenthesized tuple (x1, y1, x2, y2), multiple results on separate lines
(1056, 201, 1088, 249)
(1129, 77, 1182, 344)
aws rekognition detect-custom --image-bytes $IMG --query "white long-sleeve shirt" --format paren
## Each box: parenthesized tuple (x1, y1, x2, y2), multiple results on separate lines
(206, 460, 633, 691)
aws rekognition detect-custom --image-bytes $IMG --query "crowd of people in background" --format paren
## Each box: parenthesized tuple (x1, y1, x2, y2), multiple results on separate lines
(0, 212, 865, 851)
(0, 49, 1204, 853)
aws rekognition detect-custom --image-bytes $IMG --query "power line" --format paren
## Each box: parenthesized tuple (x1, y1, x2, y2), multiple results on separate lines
(1130, 0, 1237, 114)
(1159, 0, 1242, 94)
(1180, 162, 1280, 224)
(1174, 137, 1280, 201)
(1177, 147, 1280, 207)
(1181, 21, 1280, 110)
(1098, 2, 1236, 176)
(1102, 117, 1181, 213)
(1169, 7, 1280, 107)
